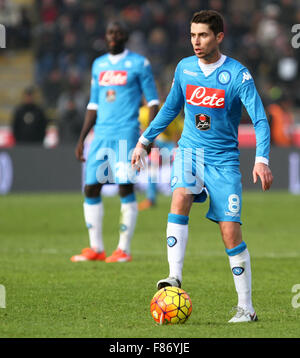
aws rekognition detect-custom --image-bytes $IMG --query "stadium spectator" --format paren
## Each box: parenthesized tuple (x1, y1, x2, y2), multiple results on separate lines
(268, 95, 295, 147)
(56, 69, 87, 119)
(12, 86, 48, 144)
(31, 2, 300, 110)
(57, 29, 88, 75)
(58, 96, 82, 144)
(0, 0, 22, 49)
(41, 67, 64, 110)
(37, 0, 59, 25)
(2, 0, 300, 142)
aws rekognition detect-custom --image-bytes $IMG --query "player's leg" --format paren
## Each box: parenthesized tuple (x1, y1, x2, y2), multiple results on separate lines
(105, 136, 139, 262)
(138, 145, 160, 211)
(157, 147, 201, 289)
(71, 183, 106, 262)
(157, 188, 194, 289)
(105, 184, 138, 262)
(138, 180, 156, 210)
(219, 221, 257, 322)
(205, 165, 257, 322)
(71, 139, 108, 262)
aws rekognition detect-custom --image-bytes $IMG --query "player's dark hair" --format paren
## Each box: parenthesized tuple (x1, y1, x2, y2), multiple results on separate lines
(190, 10, 224, 36)
(106, 19, 129, 41)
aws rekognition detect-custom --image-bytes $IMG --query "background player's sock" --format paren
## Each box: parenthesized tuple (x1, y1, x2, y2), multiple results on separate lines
(226, 241, 254, 313)
(146, 181, 157, 204)
(83, 197, 104, 253)
(166, 213, 189, 283)
(118, 193, 138, 254)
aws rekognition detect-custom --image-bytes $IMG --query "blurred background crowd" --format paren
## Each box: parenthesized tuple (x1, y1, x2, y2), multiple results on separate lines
(1, 0, 300, 147)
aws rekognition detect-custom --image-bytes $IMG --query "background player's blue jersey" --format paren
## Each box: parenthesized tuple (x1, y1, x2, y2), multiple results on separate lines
(142, 55, 270, 166)
(88, 49, 159, 139)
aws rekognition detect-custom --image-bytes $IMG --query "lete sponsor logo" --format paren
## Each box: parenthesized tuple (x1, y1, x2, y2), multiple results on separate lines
(186, 85, 225, 108)
(99, 71, 127, 86)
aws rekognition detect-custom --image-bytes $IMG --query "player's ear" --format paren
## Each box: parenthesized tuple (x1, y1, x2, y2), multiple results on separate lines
(216, 32, 224, 44)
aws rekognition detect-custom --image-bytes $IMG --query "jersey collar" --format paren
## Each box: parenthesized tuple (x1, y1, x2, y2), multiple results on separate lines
(108, 49, 129, 65)
(198, 54, 227, 77)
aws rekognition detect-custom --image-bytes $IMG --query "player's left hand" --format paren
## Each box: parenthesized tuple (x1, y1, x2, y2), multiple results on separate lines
(131, 141, 148, 171)
(253, 162, 273, 191)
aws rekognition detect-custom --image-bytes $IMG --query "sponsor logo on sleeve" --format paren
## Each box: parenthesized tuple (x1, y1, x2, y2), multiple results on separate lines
(241, 71, 252, 84)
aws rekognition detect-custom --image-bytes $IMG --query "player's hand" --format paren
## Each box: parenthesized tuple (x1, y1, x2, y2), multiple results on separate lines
(253, 162, 273, 191)
(131, 141, 148, 171)
(75, 141, 85, 162)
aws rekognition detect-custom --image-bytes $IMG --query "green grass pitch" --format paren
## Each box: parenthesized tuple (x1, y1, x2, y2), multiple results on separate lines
(0, 191, 300, 338)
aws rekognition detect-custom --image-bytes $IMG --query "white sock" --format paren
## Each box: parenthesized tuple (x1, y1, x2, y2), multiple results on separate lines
(83, 202, 104, 252)
(228, 248, 254, 313)
(118, 201, 138, 254)
(166, 222, 188, 283)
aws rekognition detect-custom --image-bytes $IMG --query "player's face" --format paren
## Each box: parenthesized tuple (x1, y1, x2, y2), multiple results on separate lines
(105, 23, 128, 55)
(190, 22, 224, 63)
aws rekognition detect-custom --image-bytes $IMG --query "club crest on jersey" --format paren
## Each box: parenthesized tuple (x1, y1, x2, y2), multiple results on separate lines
(167, 236, 177, 247)
(186, 85, 225, 108)
(195, 113, 211, 131)
(99, 71, 127, 86)
(218, 70, 231, 85)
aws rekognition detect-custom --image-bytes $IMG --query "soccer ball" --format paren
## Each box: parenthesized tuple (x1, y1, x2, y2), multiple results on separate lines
(150, 286, 192, 324)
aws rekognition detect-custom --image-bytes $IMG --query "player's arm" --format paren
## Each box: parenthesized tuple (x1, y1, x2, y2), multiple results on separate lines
(75, 61, 99, 162)
(138, 58, 160, 126)
(238, 70, 273, 191)
(132, 64, 184, 169)
(75, 109, 97, 162)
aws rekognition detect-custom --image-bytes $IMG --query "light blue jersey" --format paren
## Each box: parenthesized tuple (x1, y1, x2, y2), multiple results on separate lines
(85, 49, 159, 185)
(141, 54, 271, 223)
(142, 55, 270, 166)
(88, 49, 159, 140)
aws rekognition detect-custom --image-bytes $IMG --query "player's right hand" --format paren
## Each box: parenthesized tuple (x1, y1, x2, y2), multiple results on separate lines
(75, 141, 85, 162)
(131, 141, 148, 171)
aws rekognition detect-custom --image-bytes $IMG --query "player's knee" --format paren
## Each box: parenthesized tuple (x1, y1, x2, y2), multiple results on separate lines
(84, 184, 102, 198)
(219, 222, 242, 247)
(171, 189, 193, 215)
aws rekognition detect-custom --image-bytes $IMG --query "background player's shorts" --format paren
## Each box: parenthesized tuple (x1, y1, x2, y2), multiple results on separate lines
(170, 147, 242, 223)
(85, 135, 138, 185)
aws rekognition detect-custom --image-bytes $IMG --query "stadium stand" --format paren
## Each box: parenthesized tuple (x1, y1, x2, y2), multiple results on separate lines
(1, 0, 300, 147)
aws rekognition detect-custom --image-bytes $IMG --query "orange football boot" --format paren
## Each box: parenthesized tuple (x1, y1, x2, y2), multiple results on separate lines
(70, 248, 106, 262)
(105, 248, 132, 262)
(138, 199, 155, 211)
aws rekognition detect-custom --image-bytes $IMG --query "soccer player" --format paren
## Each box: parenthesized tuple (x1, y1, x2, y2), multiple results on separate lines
(132, 10, 273, 322)
(71, 20, 159, 263)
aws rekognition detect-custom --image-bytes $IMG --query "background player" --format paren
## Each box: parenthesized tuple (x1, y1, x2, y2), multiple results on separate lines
(71, 20, 159, 263)
(138, 103, 183, 210)
(132, 10, 273, 322)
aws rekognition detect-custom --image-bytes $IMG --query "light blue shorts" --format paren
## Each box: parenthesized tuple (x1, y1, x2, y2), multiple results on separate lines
(170, 147, 242, 223)
(85, 135, 138, 185)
